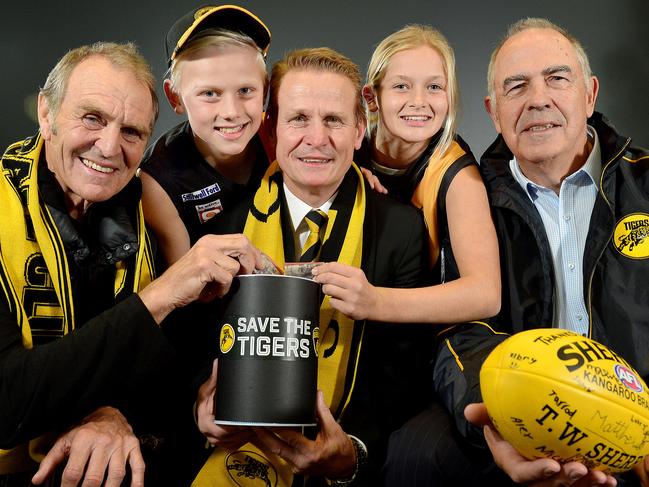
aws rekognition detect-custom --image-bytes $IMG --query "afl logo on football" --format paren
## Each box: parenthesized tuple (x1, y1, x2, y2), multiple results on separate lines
(614, 213, 649, 259)
(615, 364, 644, 393)
(220, 324, 235, 354)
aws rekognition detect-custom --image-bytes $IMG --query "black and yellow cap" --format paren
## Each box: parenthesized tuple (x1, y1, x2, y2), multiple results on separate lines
(165, 4, 271, 66)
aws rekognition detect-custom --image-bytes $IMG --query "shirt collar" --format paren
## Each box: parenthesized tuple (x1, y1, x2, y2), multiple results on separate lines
(510, 125, 602, 201)
(283, 183, 335, 232)
(581, 125, 602, 186)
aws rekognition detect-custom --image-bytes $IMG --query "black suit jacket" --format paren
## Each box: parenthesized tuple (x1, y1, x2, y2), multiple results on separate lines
(210, 166, 433, 485)
(277, 169, 433, 485)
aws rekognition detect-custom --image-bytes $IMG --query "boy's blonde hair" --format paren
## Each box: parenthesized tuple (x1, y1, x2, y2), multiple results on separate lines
(168, 29, 268, 93)
(366, 25, 458, 160)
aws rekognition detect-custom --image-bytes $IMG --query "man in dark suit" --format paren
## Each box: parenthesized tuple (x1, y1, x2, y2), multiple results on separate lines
(194, 47, 432, 487)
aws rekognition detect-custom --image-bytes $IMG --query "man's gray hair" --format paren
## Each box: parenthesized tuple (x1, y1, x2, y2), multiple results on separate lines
(487, 18, 593, 102)
(41, 42, 159, 132)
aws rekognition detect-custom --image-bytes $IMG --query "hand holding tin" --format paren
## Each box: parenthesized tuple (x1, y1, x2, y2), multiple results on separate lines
(139, 234, 263, 323)
(251, 391, 357, 478)
(196, 360, 256, 450)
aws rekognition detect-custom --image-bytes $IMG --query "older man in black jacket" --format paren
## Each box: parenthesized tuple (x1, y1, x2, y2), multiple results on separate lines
(386, 17, 649, 487)
(0, 41, 261, 486)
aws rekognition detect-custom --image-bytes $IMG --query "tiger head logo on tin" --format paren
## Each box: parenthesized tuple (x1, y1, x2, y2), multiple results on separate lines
(220, 324, 235, 354)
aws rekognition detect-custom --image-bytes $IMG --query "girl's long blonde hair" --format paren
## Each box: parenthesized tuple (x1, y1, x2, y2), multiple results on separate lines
(366, 24, 458, 160)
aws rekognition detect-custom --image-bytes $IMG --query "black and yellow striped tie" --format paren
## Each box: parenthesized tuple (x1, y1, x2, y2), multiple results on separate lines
(300, 209, 327, 262)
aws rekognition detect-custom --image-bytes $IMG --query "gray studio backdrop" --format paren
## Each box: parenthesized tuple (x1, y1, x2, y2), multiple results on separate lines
(2, 0, 648, 157)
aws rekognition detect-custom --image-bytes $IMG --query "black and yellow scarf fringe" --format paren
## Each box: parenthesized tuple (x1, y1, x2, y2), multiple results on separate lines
(193, 161, 367, 486)
(0, 134, 155, 473)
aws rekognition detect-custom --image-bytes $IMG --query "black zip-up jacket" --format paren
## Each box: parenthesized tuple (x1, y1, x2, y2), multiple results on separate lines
(433, 112, 649, 445)
(482, 112, 649, 379)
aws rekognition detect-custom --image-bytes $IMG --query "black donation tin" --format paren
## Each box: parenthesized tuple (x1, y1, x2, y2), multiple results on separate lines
(214, 274, 320, 426)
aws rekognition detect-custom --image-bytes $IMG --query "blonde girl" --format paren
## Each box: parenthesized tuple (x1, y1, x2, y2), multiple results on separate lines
(314, 25, 500, 324)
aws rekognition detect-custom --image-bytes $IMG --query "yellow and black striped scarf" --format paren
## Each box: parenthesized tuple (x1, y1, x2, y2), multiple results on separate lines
(193, 161, 367, 487)
(0, 134, 155, 473)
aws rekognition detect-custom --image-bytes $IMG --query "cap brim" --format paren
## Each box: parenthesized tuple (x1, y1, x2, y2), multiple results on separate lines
(172, 5, 271, 63)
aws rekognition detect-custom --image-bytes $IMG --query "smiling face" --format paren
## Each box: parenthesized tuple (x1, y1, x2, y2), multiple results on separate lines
(169, 44, 265, 166)
(372, 46, 449, 148)
(273, 69, 365, 207)
(38, 55, 154, 217)
(485, 28, 598, 171)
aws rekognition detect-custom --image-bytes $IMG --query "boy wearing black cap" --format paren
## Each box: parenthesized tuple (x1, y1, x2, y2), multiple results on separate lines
(141, 5, 272, 266)
(136, 6, 272, 483)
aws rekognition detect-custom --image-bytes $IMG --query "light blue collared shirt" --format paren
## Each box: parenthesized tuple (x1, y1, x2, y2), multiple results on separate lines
(510, 126, 601, 335)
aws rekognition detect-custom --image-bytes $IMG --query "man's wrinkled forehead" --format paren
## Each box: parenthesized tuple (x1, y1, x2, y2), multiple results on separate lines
(279, 69, 355, 107)
(67, 57, 155, 134)
(285, 80, 349, 105)
(494, 28, 580, 83)
(281, 67, 354, 91)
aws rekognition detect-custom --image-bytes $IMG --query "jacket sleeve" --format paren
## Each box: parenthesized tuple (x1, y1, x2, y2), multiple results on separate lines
(433, 321, 508, 446)
(0, 294, 176, 448)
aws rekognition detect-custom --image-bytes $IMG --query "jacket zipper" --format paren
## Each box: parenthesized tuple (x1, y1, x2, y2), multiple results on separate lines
(586, 137, 631, 338)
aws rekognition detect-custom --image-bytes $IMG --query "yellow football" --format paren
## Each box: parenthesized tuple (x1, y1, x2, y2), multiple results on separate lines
(480, 329, 649, 472)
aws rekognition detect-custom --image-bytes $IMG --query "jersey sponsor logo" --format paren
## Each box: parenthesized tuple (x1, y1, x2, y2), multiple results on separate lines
(614, 213, 649, 259)
(220, 324, 235, 354)
(615, 364, 644, 393)
(180, 183, 221, 202)
(225, 450, 278, 486)
(196, 199, 223, 223)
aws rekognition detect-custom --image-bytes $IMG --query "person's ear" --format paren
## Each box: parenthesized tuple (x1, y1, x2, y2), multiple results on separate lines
(362, 85, 379, 113)
(354, 117, 366, 150)
(262, 112, 277, 158)
(164, 79, 185, 115)
(484, 96, 502, 134)
(585, 76, 599, 118)
(37, 93, 54, 140)
(264, 112, 276, 140)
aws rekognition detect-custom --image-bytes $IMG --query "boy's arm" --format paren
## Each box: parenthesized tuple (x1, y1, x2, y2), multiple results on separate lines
(140, 171, 191, 266)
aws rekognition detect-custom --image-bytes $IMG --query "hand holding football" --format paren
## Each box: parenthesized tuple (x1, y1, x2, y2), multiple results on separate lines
(480, 329, 649, 472)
